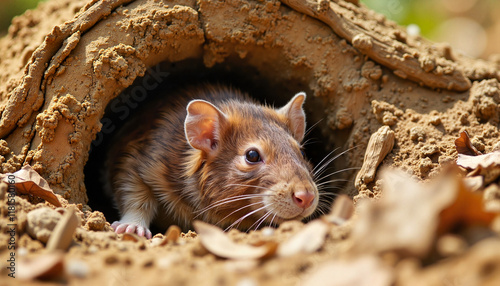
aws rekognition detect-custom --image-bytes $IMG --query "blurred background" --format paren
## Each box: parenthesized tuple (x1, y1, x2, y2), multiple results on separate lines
(362, 0, 500, 59)
(0, 0, 45, 34)
(0, 0, 499, 59)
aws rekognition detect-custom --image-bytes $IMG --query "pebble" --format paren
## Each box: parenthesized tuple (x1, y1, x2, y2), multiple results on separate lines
(410, 127, 426, 142)
(27, 208, 62, 243)
(66, 259, 90, 278)
(261, 227, 275, 237)
(236, 278, 259, 286)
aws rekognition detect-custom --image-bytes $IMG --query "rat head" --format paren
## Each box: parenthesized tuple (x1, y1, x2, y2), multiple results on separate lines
(184, 90, 319, 229)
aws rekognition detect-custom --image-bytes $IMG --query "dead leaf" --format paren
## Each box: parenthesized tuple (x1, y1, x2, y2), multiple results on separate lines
(193, 220, 275, 260)
(46, 207, 80, 251)
(455, 131, 482, 156)
(322, 194, 354, 225)
(122, 233, 140, 242)
(18, 251, 65, 280)
(438, 177, 497, 234)
(301, 256, 393, 286)
(456, 151, 500, 170)
(462, 176, 484, 192)
(277, 220, 329, 257)
(0, 165, 62, 207)
(160, 225, 181, 245)
(351, 168, 458, 257)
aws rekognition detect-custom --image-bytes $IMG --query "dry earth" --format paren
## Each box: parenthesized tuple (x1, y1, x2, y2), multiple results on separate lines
(0, 0, 499, 285)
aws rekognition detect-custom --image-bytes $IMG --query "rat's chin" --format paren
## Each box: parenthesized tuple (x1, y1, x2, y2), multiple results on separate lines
(271, 205, 317, 222)
(271, 209, 314, 224)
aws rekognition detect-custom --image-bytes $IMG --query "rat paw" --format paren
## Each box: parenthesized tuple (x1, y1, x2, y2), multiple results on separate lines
(111, 221, 152, 239)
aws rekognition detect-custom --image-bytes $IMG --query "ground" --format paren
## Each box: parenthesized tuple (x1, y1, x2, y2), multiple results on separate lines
(0, 0, 499, 285)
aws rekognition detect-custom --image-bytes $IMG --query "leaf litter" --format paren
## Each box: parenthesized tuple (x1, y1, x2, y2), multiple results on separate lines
(4, 130, 500, 285)
(0, 164, 62, 207)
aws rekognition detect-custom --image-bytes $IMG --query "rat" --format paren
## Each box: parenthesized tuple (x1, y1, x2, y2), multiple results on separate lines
(104, 84, 319, 239)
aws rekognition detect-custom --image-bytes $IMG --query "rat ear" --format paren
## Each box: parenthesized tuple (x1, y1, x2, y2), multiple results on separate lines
(185, 100, 227, 155)
(278, 92, 307, 142)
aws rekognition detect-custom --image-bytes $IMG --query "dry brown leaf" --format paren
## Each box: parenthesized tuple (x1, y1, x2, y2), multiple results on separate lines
(301, 256, 393, 286)
(277, 220, 329, 257)
(456, 151, 500, 170)
(462, 176, 484, 192)
(352, 166, 497, 257)
(0, 165, 62, 207)
(122, 233, 140, 242)
(454, 130, 482, 156)
(193, 220, 275, 260)
(438, 177, 497, 234)
(351, 168, 458, 257)
(18, 251, 65, 280)
(160, 225, 181, 245)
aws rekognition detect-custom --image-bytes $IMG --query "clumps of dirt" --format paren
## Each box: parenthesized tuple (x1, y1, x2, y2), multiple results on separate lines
(1, 158, 499, 284)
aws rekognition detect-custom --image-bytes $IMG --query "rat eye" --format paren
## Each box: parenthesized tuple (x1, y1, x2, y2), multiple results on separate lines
(301, 150, 306, 158)
(245, 149, 262, 164)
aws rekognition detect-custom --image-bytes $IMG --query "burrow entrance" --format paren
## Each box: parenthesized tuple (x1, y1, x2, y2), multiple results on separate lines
(84, 58, 355, 232)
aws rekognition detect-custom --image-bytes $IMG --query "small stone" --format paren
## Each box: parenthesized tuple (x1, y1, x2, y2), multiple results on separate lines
(430, 116, 441, 125)
(410, 127, 426, 142)
(236, 278, 258, 286)
(85, 211, 107, 231)
(419, 157, 433, 174)
(27, 208, 62, 243)
(66, 259, 90, 278)
(436, 235, 467, 257)
(471, 139, 485, 152)
(420, 145, 440, 157)
(150, 237, 163, 247)
(261, 227, 275, 237)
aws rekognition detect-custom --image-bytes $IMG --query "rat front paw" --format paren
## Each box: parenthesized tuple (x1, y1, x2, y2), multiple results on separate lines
(111, 221, 152, 239)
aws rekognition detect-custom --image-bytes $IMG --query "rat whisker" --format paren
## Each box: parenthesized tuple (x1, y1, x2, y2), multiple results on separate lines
(225, 204, 269, 231)
(316, 179, 350, 187)
(252, 210, 273, 231)
(213, 201, 264, 227)
(314, 167, 360, 184)
(318, 192, 339, 198)
(304, 118, 323, 138)
(268, 212, 278, 228)
(313, 146, 359, 178)
(312, 204, 327, 218)
(193, 194, 269, 218)
(312, 148, 341, 173)
(301, 138, 321, 148)
(194, 194, 267, 216)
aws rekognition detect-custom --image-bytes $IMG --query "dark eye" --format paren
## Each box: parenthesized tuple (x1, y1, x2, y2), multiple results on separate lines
(301, 150, 306, 158)
(245, 149, 262, 164)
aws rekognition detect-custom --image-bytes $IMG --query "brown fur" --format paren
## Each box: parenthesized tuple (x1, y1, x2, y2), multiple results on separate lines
(105, 84, 318, 233)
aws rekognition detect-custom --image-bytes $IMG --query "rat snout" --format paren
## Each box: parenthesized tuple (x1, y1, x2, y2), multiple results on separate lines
(292, 190, 315, 209)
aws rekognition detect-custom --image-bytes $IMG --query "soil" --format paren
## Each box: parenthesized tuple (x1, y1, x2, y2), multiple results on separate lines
(0, 0, 499, 285)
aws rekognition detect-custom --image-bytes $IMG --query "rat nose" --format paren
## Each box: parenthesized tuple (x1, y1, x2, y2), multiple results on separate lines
(292, 190, 315, 209)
